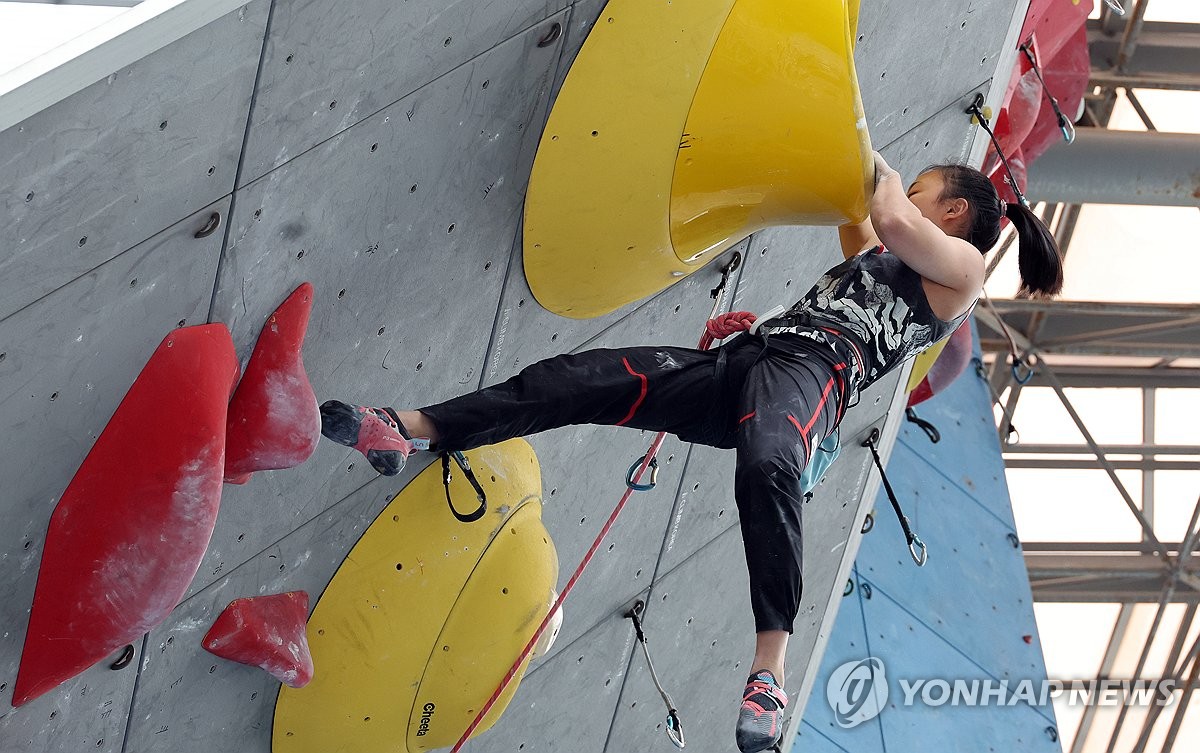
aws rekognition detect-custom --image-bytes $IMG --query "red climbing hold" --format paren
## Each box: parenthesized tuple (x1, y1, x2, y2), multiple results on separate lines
(1021, 26, 1090, 165)
(224, 282, 320, 483)
(908, 322, 974, 408)
(203, 591, 314, 688)
(14, 324, 239, 706)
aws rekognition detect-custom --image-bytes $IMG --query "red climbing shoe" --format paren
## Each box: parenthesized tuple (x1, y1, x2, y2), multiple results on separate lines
(319, 400, 420, 476)
(736, 670, 788, 753)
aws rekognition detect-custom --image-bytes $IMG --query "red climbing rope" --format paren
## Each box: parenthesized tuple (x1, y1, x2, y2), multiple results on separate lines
(699, 310, 757, 351)
(451, 258, 744, 753)
(448, 434, 667, 753)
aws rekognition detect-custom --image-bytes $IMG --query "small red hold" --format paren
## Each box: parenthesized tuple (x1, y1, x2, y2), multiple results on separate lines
(224, 283, 320, 482)
(1023, 634, 1034, 644)
(203, 591, 314, 688)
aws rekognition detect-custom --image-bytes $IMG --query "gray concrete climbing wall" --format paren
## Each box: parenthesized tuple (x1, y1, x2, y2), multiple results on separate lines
(0, 1, 1026, 751)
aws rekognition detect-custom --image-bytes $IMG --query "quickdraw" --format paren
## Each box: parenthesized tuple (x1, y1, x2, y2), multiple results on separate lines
(862, 428, 928, 567)
(449, 249, 743, 753)
(966, 94, 1031, 209)
(627, 600, 686, 749)
(904, 407, 941, 444)
(1019, 44, 1075, 145)
(441, 451, 487, 523)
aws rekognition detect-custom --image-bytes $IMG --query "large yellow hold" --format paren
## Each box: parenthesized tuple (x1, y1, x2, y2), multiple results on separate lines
(525, 0, 872, 318)
(273, 440, 558, 753)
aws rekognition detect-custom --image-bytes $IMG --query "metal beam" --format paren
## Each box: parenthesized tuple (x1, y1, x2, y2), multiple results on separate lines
(1089, 70, 1200, 90)
(994, 365, 1200, 390)
(1023, 542, 1187, 553)
(1026, 129, 1200, 207)
(1005, 444, 1200, 456)
(1090, 21, 1200, 78)
(1007, 458, 1200, 471)
(980, 338, 1200, 359)
(1040, 363, 1168, 559)
(1112, 0, 1153, 74)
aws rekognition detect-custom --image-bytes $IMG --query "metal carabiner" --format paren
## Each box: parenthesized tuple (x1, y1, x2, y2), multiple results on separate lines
(1059, 117, 1076, 145)
(909, 536, 929, 567)
(1104, 0, 1126, 16)
(666, 709, 687, 748)
(625, 454, 660, 491)
(1011, 356, 1035, 385)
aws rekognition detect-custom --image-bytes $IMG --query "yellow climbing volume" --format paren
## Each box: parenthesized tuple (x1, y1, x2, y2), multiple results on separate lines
(524, 0, 872, 318)
(272, 439, 558, 753)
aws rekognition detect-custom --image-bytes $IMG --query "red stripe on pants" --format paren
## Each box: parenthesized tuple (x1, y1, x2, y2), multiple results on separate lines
(615, 357, 648, 427)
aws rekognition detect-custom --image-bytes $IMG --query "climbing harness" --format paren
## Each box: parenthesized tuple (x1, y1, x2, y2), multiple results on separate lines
(440, 451, 487, 523)
(862, 428, 928, 566)
(904, 407, 941, 444)
(626, 600, 686, 748)
(966, 94, 1031, 209)
(1019, 43, 1075, 145)
(449, 252, 743, 752)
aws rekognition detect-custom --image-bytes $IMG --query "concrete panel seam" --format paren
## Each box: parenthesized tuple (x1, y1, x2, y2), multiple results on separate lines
(894, 437, 1017, 534)
(596, 448, 698, 753)
(235, 8, 571, 194)
(800, 719, 855, 753)
(172, 472, 384, 612)
(850, 565, 890, 753)
(644, 443, 703, 584)
(116, 634, 150, 753)
(599, 616, 644, 753)
(476, 223, 528, 391)
(856, 576, 1056, 728)
(875, 77, 995, 155)
(968, 0, 1032, 166)
(478, 1, 585, 392)
(206, 0, 280, 325)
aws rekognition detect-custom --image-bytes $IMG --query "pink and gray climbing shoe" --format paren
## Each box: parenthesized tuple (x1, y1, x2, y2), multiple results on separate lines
(736, 670, 788, 753)
(319, 400, 423, 476)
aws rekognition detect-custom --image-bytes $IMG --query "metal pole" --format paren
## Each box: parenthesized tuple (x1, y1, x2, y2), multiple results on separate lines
(1143, 389, 1156, 542)
(1036, 314, 1200, 349)
(1140, 495, 1200, 752)
(1103, 583, 1176, 753)
(1130, 604, 1196, 753)
(1026, 130, 1200, 207)
(1038, 363, 1169, 560)
(1074, 603, 1135, 753)
(1160, 632, 1200, 753)
(1125, 88, 1158, 131)
(1114, 0, 1152, 73)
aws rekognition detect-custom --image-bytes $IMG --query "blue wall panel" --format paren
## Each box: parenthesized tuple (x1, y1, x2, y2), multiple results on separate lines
(797, 322, 1061, 752)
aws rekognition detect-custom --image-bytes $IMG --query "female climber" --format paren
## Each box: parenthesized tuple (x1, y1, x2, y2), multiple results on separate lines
(318, 152, 1063, 753)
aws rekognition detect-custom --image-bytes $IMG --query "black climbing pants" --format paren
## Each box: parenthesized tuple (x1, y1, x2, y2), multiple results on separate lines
(418, 331, 858, 634)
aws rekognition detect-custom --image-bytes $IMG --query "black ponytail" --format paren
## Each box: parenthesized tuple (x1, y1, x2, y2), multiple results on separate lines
(928, 164, 1064, 298)
(1004, 201, 1063, 298)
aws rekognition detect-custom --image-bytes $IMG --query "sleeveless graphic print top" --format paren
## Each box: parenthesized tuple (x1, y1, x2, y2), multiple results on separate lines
(765, 246, 972, 391)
